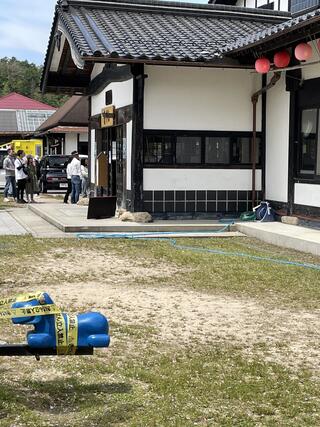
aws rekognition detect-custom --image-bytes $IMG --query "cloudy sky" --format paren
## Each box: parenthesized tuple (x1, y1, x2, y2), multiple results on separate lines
(0, 0, 207, 65)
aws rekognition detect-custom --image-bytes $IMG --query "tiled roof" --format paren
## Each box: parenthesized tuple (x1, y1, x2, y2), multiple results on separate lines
(55, 0, 290, 64)
(223, 6, 320, 53)
(0, 93, 56, 111)
(37, 96, 88, 132)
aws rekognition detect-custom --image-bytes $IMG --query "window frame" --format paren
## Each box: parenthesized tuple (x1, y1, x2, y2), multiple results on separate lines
(295, 107, 320, 183)
(143, 130, 262, 169)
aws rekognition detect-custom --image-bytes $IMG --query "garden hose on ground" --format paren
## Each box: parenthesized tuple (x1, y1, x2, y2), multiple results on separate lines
(77, 232, 320, 271)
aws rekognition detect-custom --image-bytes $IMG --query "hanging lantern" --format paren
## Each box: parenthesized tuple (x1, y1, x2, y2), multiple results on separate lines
(255, 57, 270, 74)
(294, 43, 312, 61)
(274, 50, 290, 68)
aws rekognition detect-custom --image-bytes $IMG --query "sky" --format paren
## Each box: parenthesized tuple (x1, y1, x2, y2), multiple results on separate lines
(0, 0, 208, 66)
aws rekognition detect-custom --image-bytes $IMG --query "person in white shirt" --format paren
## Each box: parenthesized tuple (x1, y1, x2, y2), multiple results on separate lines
(69, 151, 82, 204)
(63, 156, 73, 204)
(81, 158, 89, 197)
(14, 150, 28, 203)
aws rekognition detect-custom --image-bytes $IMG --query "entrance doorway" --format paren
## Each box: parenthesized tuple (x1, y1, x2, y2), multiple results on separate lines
(101, 125, 126, 208)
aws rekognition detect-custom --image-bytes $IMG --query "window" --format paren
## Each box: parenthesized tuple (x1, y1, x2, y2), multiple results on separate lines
(176, 136, 201, 164)
(144, 135, 173, 164)
(298, 108, 320, 179)
(205, 137, 229, 164)
(144, 131, 262, 167)
(300, 109, 317, 176)
(290, 0, 318, 13)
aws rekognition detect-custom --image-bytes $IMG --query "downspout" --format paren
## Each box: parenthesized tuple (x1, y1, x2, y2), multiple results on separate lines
(251, 72, 281, 208)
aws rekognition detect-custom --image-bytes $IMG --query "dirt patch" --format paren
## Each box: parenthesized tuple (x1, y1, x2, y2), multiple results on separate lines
(15, 278, 320, 375)
(8, 248, 320, 375)
(15, 248, 184, 285)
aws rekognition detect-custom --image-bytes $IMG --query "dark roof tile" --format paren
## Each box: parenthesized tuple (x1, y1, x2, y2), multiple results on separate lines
(55, 0, 290, 63)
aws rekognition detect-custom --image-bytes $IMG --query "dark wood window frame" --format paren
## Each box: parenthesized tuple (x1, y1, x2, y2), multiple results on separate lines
(143, 130, 262, 169)
(295, 106, 320, 185)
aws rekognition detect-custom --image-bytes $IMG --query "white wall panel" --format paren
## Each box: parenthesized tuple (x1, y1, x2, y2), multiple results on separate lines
(90, 129, 96, 184)
(91, 79, 133, 116)
(126, 121, 132, 190)
(143, 169, 261, 191)
(144, 66, 262, 131)
(302, 42, 320, 80)
(65, 133, 77, 154)
(265, 74, 289, 202)
(295, 183, 320, 207)
(79, 132, 88, 142)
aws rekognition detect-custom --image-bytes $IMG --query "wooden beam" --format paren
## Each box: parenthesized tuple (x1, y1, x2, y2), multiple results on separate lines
(130, 64, 145, 212)
(89, 64, 132, 95)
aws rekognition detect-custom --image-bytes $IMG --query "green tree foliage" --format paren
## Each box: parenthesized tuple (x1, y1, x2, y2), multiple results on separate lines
(0, 57, 68, 108)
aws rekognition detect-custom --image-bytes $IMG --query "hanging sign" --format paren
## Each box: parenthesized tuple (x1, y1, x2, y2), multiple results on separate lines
(101, 105, 115, 128)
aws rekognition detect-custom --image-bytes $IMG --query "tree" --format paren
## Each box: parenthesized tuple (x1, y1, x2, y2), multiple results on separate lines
(0, 57, 68, 107)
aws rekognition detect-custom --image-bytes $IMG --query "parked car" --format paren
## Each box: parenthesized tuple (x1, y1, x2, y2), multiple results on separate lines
(39, 155, 70, 192)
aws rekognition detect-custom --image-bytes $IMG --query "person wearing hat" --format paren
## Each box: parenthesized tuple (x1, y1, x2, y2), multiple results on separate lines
(69, 151, 81, 204)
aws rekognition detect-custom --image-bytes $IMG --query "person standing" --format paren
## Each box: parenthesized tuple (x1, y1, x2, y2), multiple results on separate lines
(15, 150, 28, 204)
(34, 155, 41, 197)
(64, 156, 73, 204)
(81, 158, 89, 198)
(3, 148, 17, 202)
(69, 151, 81, 204)
(25, 155, 38, 203)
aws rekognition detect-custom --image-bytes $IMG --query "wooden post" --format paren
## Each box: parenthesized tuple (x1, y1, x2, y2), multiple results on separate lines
(131, 64, 145, 212)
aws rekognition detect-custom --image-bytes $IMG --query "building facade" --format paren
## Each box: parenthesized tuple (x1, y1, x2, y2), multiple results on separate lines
(41, 0, 320, 217)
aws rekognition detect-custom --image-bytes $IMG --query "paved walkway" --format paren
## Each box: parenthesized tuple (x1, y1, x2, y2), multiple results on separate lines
(10, 207, 71, 238)
(0, 211, 27, 235)
(28, 203, 238, 234)
(237, 222, 320, 256)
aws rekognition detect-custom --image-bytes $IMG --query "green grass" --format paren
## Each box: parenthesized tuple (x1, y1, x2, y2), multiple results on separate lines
(0, 345, 319, 426)
(0, 235, 319, 426)
(0, 235, 318, 308)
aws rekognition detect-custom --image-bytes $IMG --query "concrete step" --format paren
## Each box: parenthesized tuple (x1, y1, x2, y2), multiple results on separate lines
(236, 222, 320, 257)
(28, 203, 238, 234)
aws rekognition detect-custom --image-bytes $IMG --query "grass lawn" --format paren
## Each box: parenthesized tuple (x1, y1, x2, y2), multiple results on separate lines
(0, 235, 319, 426)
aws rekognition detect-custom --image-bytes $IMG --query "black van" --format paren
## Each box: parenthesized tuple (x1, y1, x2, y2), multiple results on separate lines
(40, 155, 70, 192)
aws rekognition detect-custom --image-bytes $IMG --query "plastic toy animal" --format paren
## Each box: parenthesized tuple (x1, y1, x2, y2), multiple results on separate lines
(11, 293, 110, 352)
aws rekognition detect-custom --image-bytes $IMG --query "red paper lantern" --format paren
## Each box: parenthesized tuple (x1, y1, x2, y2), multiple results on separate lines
(255, 57, 270, 74)
(274, 50, 290, 68)
(294, 43, 312, 61)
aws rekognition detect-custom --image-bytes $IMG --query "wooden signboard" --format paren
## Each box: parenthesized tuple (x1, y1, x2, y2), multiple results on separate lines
(96, 152, 108, 188)
(101, 105, 115, 128)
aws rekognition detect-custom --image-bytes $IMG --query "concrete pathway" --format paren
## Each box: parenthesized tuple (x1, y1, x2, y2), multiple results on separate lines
(237, 222, 320, 256)
(10, 207, 71, 238)
(28, 203, 238, 234)
(0, 211, 27, 235)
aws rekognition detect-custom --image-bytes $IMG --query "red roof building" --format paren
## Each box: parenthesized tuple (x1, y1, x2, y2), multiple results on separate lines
(0, 92, 55, 111)
(0, 92, 56, 144)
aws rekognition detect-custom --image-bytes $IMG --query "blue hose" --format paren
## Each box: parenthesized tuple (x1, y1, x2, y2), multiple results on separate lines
(77, 231, 320, 271)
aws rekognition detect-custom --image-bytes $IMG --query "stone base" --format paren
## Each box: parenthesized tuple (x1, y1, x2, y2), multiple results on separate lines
(281, 215, 300, 226)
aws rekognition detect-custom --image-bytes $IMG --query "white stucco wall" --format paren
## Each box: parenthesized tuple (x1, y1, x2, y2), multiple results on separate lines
(90, 129, 96, 184)
(144, 66, 262, 132)
(143, 169, 261, 191)
(126, 121, 132, 190)
(79, 132, 88, 142)
(295, 183, 320, 207)
(91, 79, 133, 116)
(65, 133, 78, 154)
(265, 74, 290, 203)
(301, 42, 320, 80)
